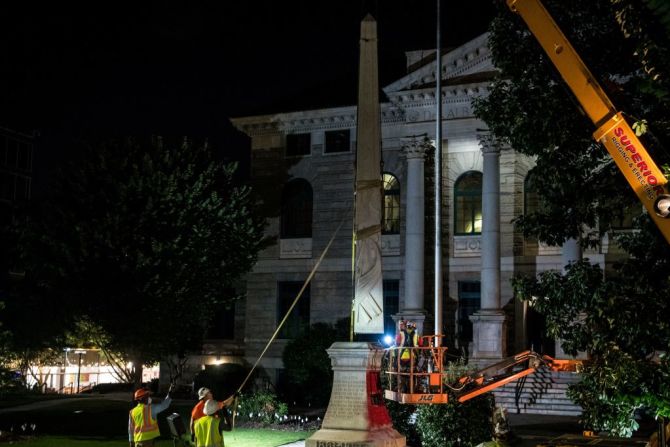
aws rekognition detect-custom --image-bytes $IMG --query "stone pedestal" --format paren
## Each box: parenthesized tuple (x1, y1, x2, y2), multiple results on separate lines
(306, 342, 406, 447)
(469, 311, 507, 360)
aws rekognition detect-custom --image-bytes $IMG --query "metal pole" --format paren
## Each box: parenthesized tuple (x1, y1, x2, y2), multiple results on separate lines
(434, 0, 443, 347)
(76, 353, 83, 394)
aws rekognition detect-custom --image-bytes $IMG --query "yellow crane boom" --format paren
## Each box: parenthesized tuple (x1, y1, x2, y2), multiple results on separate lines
(507, 0, 670, 244)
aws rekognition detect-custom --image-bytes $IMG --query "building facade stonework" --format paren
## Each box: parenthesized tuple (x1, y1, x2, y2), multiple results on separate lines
(228, 33, 622, 414)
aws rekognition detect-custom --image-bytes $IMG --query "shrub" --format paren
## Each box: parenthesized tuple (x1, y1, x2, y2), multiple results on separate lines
(385, 400, 420, 446)
(415, 360, 495, 447)
(236, 390, 288, 425)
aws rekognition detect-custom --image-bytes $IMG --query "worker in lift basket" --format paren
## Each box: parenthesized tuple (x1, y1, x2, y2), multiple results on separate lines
(128, 385, 173, 447)
(395, 320, 419, 392)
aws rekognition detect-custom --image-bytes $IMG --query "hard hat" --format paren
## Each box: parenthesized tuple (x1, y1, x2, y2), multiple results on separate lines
(406, 321, 416, 329)
(204, 399, 219, 416)
(134, 388, 150, 401)
(198, 387, 211, 400)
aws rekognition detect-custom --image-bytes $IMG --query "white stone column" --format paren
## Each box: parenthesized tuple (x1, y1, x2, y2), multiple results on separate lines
(398, 138, 427, 333)
(470, 134, 507, 360)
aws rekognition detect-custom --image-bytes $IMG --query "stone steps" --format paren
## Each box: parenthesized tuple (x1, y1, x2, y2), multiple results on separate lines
(491, 370, 582, 416)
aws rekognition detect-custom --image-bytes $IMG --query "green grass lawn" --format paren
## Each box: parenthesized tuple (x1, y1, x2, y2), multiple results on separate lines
(10, 429, 313, 447)
(1, 397, 313, 446)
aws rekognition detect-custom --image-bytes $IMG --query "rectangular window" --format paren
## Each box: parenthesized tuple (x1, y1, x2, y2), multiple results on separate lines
(277, 281, 310, 339)
(383, 280, 399, 335)
(324, 129, 350, 153)
(457, 281, 481, 343)
(286, 133, 311, 157)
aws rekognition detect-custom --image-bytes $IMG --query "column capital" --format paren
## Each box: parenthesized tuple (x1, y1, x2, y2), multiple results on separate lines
(477, 132, 502, 155)
(401, 136, 430, 160)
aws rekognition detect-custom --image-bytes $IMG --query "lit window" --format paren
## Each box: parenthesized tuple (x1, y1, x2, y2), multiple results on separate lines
(281, 179, 313, 238)
(382, 173, 400, 235)
(454, 171, 482, 235)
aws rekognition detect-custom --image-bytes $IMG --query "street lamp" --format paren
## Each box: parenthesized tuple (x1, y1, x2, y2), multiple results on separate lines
(74, 349, 87, 393)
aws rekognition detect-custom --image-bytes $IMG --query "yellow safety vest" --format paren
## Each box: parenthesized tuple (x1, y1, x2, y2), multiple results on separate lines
(399, 330, 418, 361)
(194, 415, 223, 447)
(130, 403, 160, 443)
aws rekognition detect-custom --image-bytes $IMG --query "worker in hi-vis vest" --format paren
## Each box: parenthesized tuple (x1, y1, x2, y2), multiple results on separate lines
(128, 385, 172, 447)
(194, 399, 224, 447)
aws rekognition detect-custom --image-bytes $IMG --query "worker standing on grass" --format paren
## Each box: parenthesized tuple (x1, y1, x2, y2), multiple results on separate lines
(190, 387, 235, 443)
(194, 399, 224, 447)
(128, 385, 173, 447)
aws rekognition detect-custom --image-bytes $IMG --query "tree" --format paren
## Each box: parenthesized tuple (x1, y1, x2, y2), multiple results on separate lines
(281, 320, 348, 407)
(12, 136, 266, 385)
(473, 0, 670, 436)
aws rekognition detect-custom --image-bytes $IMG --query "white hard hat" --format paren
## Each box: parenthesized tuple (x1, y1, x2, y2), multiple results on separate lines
(197, 387, 211, 400)
(204, 399, 219, 416)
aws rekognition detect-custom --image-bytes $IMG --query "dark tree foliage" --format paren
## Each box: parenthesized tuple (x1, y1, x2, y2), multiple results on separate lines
(11, 137, 266, 384)
(281, 320, 348, 407)
(474, 0, 670, 437)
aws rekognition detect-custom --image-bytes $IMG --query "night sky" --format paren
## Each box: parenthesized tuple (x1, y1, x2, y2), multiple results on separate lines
(0, 1, 495, 191)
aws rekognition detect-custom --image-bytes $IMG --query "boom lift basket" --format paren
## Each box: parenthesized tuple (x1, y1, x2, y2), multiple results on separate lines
(382, 340, 576, 405)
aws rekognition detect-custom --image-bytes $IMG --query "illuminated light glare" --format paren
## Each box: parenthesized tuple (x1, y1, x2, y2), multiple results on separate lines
(383, 335, 393, 346)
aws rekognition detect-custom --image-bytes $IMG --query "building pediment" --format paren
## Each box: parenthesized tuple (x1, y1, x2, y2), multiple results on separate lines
(383, 33, 494, 96)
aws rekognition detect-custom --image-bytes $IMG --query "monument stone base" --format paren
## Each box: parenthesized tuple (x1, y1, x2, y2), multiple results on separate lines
(305, 342, 406, 447)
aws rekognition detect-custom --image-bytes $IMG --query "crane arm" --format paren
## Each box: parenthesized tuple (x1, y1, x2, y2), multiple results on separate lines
(507, 0, 670, 244)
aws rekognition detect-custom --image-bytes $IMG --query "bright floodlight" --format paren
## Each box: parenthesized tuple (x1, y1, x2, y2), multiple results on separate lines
(384, 335, 393, 346)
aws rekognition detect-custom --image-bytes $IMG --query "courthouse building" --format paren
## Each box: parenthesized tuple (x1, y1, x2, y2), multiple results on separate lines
(224, 32, 625, 414)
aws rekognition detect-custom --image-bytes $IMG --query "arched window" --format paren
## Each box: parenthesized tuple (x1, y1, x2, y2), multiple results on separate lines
(382, 173, 400, 234)
(454, 171, 482, 235)
(280, 179, 313, 238)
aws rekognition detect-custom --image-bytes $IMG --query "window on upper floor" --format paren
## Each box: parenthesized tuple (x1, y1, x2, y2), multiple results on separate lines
(281, 179, 313, 238)
(382, 173, 400, 235)
(454, 171, 482, 235)
(324, 129, 350, 153)
(277, 281, 310, 339)
(286, 133, 311, 157)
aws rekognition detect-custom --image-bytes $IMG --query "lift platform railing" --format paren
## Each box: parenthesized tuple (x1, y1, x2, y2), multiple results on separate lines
(382, 345, 581, 405)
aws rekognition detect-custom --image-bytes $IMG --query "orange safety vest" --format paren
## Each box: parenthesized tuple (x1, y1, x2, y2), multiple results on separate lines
(130, 403, 160, 443)
(194, 415, 223, 447)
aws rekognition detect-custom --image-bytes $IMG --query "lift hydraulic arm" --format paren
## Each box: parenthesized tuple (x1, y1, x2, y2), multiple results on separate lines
(507, 0, 670, 244)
